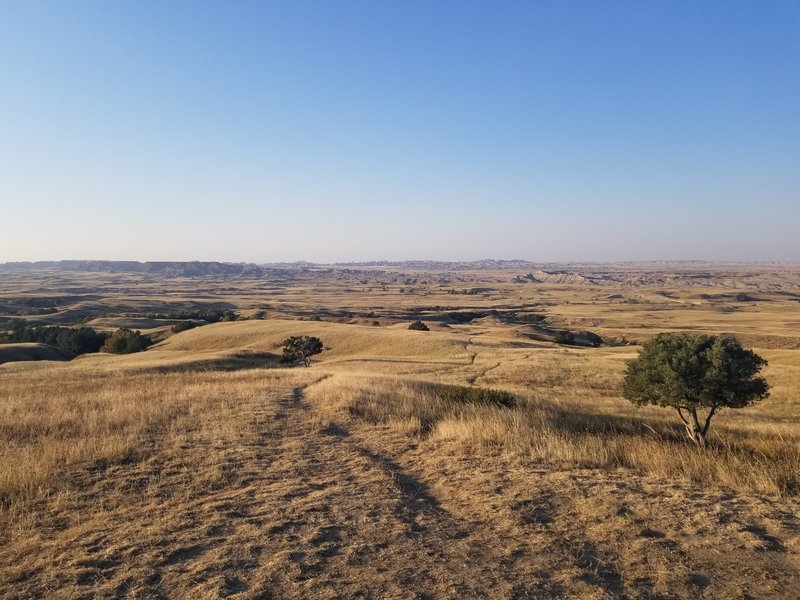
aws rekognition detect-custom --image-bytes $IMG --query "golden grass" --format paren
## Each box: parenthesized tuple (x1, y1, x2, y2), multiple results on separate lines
(0, 343, 71, 364)
(306, 371, 800, 496)
(0, 365, 311, 539)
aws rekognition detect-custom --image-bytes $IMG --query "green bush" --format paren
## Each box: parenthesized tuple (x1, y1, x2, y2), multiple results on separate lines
(171, 321, 197, 333)
(553, 330, 575, 345)
(281, 335, 324, 366)
(408, 320, 429, 331)
(101, 328, 152, 354)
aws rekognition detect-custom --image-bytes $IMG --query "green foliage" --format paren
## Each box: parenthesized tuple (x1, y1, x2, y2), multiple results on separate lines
(433, 384, 516, 408)
(144, 309, 237, 323)
(581, 331, 603, 347)
(281, 335, 324, 366)
(101, 328, 152, 354)
(622, 333, 769, 445)
(0, 322, 107, 355)
(310, 315, 322, 321)
(171, 321, 197, 333)
(408, 320, 429, 331)
(501, 312, 546, 325)
(553, 330, 575, 345)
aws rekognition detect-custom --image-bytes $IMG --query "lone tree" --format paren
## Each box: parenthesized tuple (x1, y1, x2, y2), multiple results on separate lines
(281, 335, 323, 366)
(622, 333, 769, 447)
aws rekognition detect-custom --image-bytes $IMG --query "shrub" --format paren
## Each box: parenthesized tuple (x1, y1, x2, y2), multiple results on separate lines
(501, 312, 546, 325)
(622, 333, 769, 447)
(553, 330, 575, 345)
(408, 320, 429, 331)
(433, 384, 516, 408)
(101, 329, 152, 354)
(281, 336, 323, 366)
(171, 321, 197, 334)
(580, 331, 603, 347)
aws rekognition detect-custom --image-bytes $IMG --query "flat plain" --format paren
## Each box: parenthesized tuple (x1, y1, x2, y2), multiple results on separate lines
(1, 262, 799, 599)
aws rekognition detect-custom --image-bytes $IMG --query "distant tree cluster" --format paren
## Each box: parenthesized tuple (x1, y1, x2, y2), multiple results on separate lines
(446, 287, 494, 295)
(553, 330, 575, 345)
(0, 321, 156, 357)
(145, 309, 237, 323)
(0, 322, 108, 355)
(101, 328, 152, 354)
(171, 321, 197, 333)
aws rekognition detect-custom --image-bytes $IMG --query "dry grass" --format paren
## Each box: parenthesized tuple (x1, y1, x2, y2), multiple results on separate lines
(0, 366, 311, 540)
(0, 343, 72, 365)
(305, 373, 800, 496)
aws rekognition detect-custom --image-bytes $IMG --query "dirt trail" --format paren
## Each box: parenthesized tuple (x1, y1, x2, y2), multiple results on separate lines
(0, 379, 547, 598)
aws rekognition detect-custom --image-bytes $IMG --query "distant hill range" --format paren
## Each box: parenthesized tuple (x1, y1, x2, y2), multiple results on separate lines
(0, 261, 270, 277)
(0, 259, 602, 280)
(1, 260, 796, 284)
(330, 259, 539, 270)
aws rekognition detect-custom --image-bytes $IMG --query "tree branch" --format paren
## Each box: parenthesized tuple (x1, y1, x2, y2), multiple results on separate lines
(702, 405, 720, 436)
(675, 406, 690, 426)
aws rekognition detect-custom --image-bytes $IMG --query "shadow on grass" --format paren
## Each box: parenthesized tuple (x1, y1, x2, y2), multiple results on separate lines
(144, 351, 281, 374)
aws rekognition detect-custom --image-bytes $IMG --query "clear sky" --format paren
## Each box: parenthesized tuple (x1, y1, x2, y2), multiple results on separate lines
(1, 1, 798, 263)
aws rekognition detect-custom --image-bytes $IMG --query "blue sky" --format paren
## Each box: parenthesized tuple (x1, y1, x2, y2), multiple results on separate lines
(1, 1, 798, 262)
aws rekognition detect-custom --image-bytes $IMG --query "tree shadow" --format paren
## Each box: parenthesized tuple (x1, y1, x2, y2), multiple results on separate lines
(355, 446, 453, 534)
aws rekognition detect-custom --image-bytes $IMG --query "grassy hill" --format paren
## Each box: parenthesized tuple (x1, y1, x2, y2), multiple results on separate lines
(0, 343, 73, 365)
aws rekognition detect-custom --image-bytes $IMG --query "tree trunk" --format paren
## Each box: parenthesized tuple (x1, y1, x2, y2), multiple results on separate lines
(688, 408, 706, 447)
(676, 407, 706, 447)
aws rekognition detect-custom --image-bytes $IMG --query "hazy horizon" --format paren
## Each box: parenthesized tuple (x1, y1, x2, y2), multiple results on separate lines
(3, 257, 800, 267)
(2, 1, 798, 263)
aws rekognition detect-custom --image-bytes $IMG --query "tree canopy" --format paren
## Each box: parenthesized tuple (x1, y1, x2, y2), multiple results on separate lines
(1, 322, 108, 355)
(101, 328, 152, 354)
(281, 336, 323, 366)
(622, 333, 769, 446)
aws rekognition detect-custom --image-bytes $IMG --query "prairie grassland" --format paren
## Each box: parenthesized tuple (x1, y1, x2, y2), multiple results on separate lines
(0, 365, 314, 535)
(1, 266, 800, 597)
(305, 369, 800, 497)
